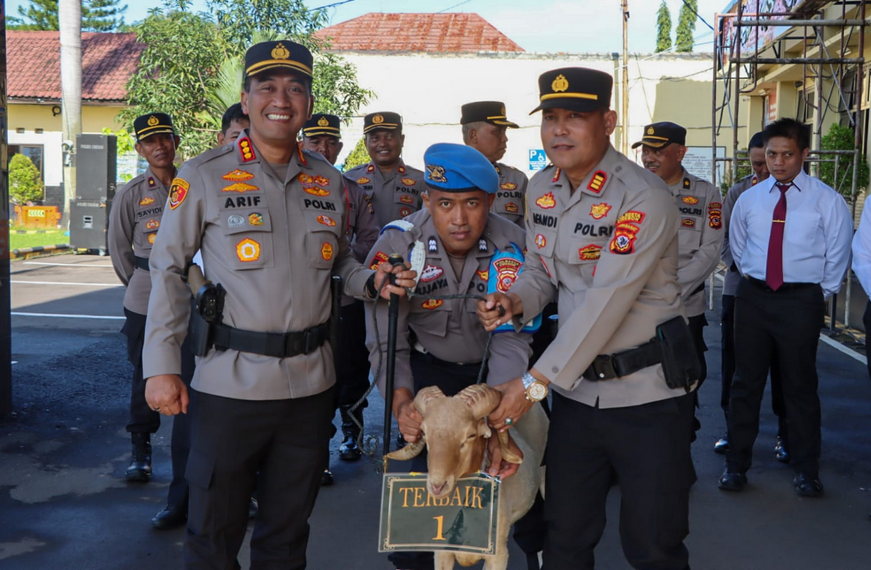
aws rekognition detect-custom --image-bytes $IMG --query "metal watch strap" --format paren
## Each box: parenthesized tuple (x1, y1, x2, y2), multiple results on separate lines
(521, 371, 536, 390)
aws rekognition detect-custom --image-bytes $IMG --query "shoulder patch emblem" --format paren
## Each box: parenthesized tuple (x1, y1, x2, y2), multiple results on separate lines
(589, 203, 611, 220)
(145, 219, 159, 230)
(708, 209, 722, 229)
(422, 299, 443, 310)
(321, 243, 334, 261)
(501, 182, 518, 190)
(578, 244, 602, 261)
(222, 169, 254, 182)
(357, 177, 371, 185)
(400, 194, 414, 204)
(504, 202, 519, 214)
(316, 215, 336, 227)
(419, 264, 444, 283)
(535, 233, 547, 249)
(493, 257, 522, 293)
(248, 213, 264, 226)
(169, 178, 189, 210)
(222, 182, 259, 193)
(401, 177, 416, 186)
(587, 171, 607, 193)
(682, 196, 699, 205)
(236, 238, 261, 262)
(616, 210, 645, 225)
(708, 202, 722, 210)
(239, 137, 256, 162)
(609, 231, 636, 255)
(139, 196, 155, 207)
(536, 192, 556, 209)
(682, 218, 696, 228)
(370, 251, 389, 270)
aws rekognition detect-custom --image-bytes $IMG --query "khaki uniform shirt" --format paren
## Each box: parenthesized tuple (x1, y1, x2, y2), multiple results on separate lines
(365, 209, 532, 395)
(509, 145, 690, 409)
(108, 167, 172, 315)
(342, 179, 379, 305)
(344, 160, 426, 228)
(493, 162, 529, 227)
(667, 169, 725, 317)
(721, 174, 759, 296)
(142, 134, 372, 400)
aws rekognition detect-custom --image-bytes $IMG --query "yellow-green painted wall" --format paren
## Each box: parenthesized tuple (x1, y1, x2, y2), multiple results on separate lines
(9, 103, 127, 133)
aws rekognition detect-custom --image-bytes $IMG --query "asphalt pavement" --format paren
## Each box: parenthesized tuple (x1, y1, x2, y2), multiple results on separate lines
(1, 253, 871, 569)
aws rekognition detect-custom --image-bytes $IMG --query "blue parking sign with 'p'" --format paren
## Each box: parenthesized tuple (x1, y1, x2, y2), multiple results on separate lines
(528, 149, 547, 171)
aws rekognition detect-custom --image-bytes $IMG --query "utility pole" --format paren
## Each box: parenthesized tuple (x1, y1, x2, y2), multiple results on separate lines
(1, 0, 13, 417)
(622, 0, 630, 155)
(59, 0, 82, 230)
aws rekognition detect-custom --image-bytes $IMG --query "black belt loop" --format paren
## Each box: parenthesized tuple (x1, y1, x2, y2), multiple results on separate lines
(134, 256, 150, 271)
(212, 321, 330, 358)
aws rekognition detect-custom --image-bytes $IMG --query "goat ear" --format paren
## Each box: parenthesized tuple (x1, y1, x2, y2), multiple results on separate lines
(456, 384, 501, 419)
(413, 386, 446, 416)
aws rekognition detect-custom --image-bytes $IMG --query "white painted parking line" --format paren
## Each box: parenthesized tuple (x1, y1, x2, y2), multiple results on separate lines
(11, 280, 122, 287)
(22, 261, 114, 268)
(11, 312, 125, 320)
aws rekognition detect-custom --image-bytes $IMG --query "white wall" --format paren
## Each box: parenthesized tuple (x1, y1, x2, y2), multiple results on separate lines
(8, 130, 64, 187)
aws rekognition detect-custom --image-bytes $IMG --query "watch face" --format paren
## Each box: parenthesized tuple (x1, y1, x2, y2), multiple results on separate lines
(527, 382, 548, 402)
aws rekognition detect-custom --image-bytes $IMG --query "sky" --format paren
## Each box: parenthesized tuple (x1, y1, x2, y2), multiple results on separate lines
(6, 0, 731, 53)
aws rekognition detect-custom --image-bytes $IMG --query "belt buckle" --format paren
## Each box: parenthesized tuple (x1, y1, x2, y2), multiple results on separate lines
(592, 354, 617, 380)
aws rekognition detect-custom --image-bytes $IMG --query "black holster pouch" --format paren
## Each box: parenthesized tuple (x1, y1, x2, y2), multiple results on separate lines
(188, 310, 212, 357)
(656, 316, 703, 391)
(187, 282, 225, 357)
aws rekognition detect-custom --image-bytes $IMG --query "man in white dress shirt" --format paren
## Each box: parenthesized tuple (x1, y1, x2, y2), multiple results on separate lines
(719, 118, 852, 497)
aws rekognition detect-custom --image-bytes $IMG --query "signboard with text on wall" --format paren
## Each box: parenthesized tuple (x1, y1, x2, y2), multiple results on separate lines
(528, 149, 547, 171)
(682, 146, 726, 189)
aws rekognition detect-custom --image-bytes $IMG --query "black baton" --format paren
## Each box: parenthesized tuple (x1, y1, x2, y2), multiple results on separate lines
(383, 253, 404, 457)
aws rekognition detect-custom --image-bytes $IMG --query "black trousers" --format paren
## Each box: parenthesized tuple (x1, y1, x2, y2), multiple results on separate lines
(864, 301, 871, 381)
(687, 313, 708, 386)
(720, 294, 787, 439)
(543, 392, 695, 570)
(184, 388, 333, 570)
(332, 301, 370, 425)
(726, 279, 824, 477)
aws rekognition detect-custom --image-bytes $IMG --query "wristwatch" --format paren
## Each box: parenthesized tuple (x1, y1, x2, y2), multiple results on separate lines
(521, 371, 549, 402)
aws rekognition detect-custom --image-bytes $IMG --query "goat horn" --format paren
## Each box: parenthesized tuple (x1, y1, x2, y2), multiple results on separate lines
(456, 384, 501, 419)
(385, 440, 425, 462)
(497, 431, 523, 464)
(413, 386, 446, 416)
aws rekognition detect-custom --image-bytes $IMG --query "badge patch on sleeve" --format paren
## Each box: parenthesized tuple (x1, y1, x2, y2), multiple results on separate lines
(609, 231, 636, 255)
(587, 170, 606, 193)
(535, 192, 556, 209)
(708, 209, 722, 229)
(321, 243, 334, 261)
(422, 299, 443, 310)
(370, 251, 389, 270)
(236, 238, 261, 262)
(589, 203, 611, 220)
(493, 257, 522, 293)
(616, 210, 645, 225)
(169, 178, 190, 210)
(400, 207, 412, 218)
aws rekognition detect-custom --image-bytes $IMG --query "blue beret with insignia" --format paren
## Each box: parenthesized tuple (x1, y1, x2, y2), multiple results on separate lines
(423, 143, 498, 195)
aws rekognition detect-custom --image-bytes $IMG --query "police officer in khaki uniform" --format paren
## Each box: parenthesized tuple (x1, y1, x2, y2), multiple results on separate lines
(636, 122, 724, 392)
(478, 68, 696, 570)
(344, 112, 426, 227)
(141, 41, 413, 568)
(302, 113, 378, 479)
(366, 142, 532, 570)
(461, 101, 529, 227)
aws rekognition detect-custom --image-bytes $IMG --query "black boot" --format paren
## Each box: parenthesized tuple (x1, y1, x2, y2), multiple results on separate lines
(126, 432, 152, 483)
(338, 406, 362, 462)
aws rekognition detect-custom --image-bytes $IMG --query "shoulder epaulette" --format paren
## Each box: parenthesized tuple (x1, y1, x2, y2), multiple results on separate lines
(380, 220, 415, 235)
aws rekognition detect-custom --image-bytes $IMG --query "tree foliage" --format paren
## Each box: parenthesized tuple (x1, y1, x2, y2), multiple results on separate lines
(656, 1, 672, 53)
(675, 0, 698, 53)
(342, 138, 370, 172)
(123, 0, 372, 160)
(820, 123, 870, 197)
(9, 154, 45, 204)
(8, 0, 128, 32)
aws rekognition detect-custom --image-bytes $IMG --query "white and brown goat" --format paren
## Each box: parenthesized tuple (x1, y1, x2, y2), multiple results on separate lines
(386, 384, 548, 570)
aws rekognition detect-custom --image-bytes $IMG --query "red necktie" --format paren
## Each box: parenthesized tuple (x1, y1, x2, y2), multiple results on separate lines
(765, 183, 790, 291)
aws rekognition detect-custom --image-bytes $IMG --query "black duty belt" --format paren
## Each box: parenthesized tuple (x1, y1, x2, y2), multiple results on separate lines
(691, 282, 705, 296)
(135, 256, 150, 271)
(583, 338, 662, 381)
(213, 321, 330, 358)
(745, 276, 816, 292)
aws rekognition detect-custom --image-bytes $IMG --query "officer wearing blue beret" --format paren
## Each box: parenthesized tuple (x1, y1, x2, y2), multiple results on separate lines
(365, 143, 540, 570)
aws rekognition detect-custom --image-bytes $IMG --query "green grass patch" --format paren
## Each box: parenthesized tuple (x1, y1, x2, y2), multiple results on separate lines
(10, 228, 70, 251)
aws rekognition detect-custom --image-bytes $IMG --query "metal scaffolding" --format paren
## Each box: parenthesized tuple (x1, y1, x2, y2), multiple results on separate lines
(712, 0, 868, 329)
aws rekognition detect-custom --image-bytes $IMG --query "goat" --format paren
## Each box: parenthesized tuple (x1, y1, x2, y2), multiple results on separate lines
(385, 384, 548, 570)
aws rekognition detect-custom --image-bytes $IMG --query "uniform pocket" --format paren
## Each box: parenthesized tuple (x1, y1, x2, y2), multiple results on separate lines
(678, 224, 702, 251)
(221, 209, 274, 270)
(394, 191, 419, 219)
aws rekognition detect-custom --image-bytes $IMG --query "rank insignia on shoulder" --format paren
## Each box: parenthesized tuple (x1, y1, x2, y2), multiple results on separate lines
(419, 264, 444, 283)
(401, 177, 416, 186)
(239, 137, 256, 162)
(147, 177, 156, 189)
(223, 169, 255, 182)
(501, 182, 518, 190)
(297, 145, 307, 165)
(139, 196, 155, 207)
(357, 177, 371, 185)
(381, 219, 414, 234)
(682, 196, 699, 205)
(578, 244, 602, 261)
(236, 238, 261, 262)
(370, 251, 388, 270)
(428, 237, 438, 252)
(222, 182, 259, 193)
(479, 239, 488, 252)
(683, 177, 691, 189)
(587, 171, 606, 193)
(169, 178, 190, 210)
(422, 299, 443, 310)
(682, 218, 695, 228)
(536, 192, 556, 209)
(589, 203, 611, 220)
(751, 176, 758, 185)
(505, 202, 519, 214)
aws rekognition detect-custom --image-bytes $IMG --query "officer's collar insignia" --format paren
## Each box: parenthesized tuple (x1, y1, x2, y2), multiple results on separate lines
(494, 164, 502, 175)
(297, 144, 307, 165)
(587, 170, 606, 193)
(551, 74, 569, 93)
(427, 164, 447, 183)
(752, 175, 758, 185)
(318, 116, 329, 127)
(367, 164, 375, 173)
(479, 239, 488, 252)
(428, 236, 438, 252)
(551, 168, 561, 183)
(238, 137, 256, 162)
(271, 42, 290, 60)
(147, 115, 159, 127)
(398, 165, 406, 174)
(147, 176, 156, 188)
(683, 177, 691, 189)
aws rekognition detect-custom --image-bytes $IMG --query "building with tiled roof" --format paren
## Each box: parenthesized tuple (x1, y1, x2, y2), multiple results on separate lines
(314, 13, 524, 53)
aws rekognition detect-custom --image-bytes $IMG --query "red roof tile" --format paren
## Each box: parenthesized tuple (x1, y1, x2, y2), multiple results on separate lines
(8, 31, 144, 102)
(315, 13, 524, 53)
